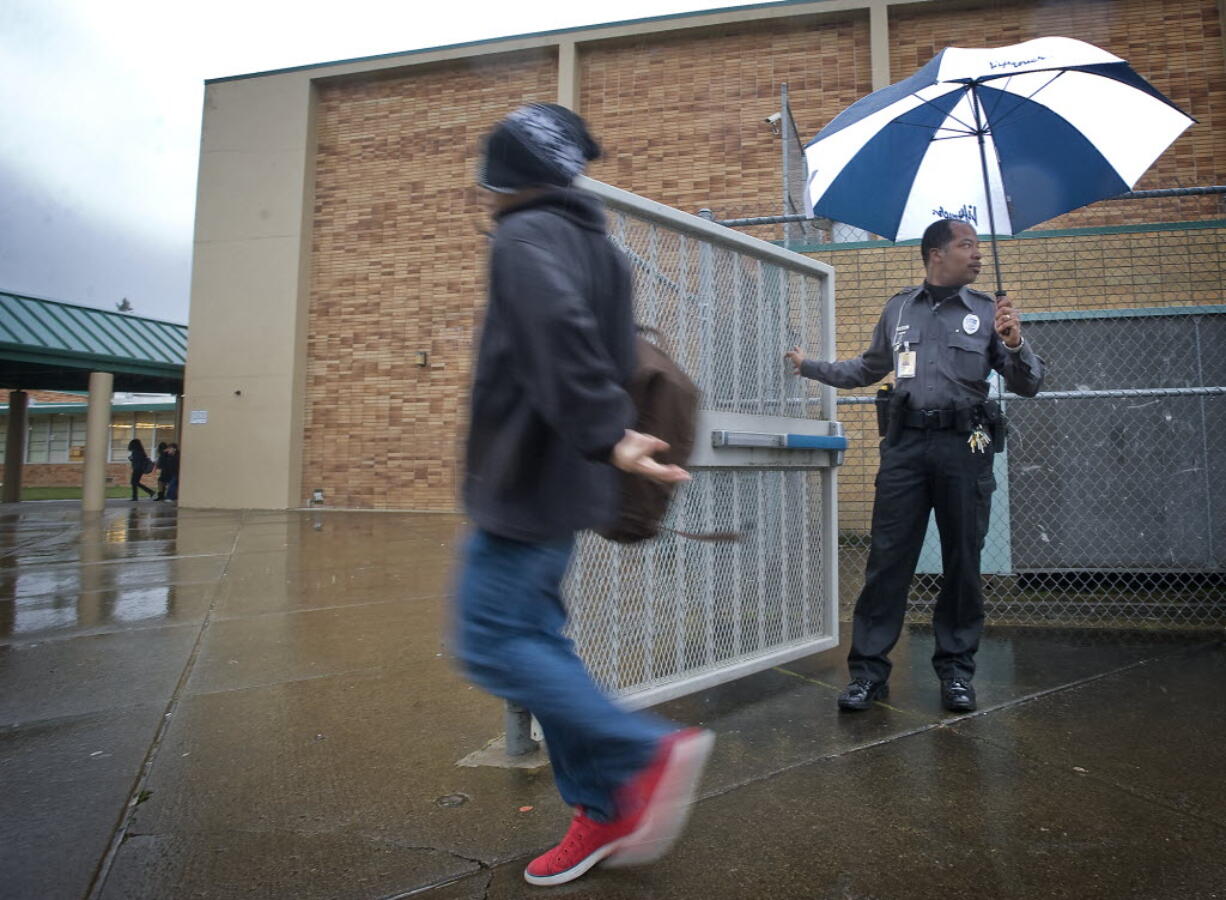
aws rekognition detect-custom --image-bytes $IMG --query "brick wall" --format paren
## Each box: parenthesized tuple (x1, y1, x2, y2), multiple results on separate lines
(300, 0, 1223, 511)
(304, 50, 559, 509)
(581, 11, 873, 241)
(0, 463, 131, 488)
(27, 391, 86, 403)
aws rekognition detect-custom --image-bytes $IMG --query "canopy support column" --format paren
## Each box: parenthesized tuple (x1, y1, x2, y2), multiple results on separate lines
(2, 391, 28, 503)
(82, 373, 114, 513)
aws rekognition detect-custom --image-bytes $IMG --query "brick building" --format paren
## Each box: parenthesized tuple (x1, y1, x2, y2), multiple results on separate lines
(183, 0, 1226, 511)
(0, 390, 178, 489)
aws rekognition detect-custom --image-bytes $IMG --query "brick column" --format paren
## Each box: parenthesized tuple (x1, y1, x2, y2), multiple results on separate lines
(2, 391, 27, 503)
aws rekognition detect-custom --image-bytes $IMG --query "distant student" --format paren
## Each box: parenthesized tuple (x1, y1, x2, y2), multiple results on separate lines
(127, 439, 156, 501)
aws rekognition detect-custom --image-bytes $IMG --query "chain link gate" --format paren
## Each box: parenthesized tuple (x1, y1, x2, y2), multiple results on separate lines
(560, 177, 845, 713)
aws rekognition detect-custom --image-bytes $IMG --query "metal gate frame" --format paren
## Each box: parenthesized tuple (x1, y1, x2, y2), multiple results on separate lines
(565, 177, 845, 711)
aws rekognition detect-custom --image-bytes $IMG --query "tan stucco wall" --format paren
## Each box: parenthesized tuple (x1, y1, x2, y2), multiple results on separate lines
(181, 71, 317, 510)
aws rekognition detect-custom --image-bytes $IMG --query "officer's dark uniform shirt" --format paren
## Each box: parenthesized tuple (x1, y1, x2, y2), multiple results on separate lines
(800, 283, 1044, 407)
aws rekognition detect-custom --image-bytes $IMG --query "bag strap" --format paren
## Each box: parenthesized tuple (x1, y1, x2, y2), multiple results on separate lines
(661, 525, 740, 543)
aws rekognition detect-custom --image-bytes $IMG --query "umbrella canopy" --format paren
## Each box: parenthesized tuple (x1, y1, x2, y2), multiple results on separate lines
(804, 36, 1195, 248)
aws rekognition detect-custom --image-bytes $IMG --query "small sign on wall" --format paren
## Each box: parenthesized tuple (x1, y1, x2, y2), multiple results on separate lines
(189, 410, 208, 425)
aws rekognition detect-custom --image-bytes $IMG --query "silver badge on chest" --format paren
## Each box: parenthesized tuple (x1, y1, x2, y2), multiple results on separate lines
(962, 313, 980, 335)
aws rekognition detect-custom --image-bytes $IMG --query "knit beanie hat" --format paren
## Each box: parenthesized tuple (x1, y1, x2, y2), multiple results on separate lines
(477, 103, 602, 193)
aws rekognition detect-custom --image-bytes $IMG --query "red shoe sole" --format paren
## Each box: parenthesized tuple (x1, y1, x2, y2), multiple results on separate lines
(523, 838, 625, 887)
(604, 728, 715, 867)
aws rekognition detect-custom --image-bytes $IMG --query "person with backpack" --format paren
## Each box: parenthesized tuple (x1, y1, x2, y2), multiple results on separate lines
(127, 439, 156, 501)
(454, 103, 715, 888)
(162, 443, 181, 502)
(154, 441, 170, 501)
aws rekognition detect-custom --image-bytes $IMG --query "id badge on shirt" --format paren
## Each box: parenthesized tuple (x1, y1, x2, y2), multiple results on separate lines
(896, 344, 917, 379)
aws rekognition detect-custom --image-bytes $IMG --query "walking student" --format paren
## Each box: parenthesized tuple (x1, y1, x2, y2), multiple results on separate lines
(454, 103, 714, 888)
(786, 218, 1044, 712)
(162, 443, 180, 502)
(127, 439, 156, 501)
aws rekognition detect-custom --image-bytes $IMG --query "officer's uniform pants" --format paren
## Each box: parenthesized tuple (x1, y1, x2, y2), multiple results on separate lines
(849, 425, 996, 683)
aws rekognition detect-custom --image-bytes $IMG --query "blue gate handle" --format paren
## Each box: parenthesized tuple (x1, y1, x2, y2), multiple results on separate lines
(785, 434, 849, 450)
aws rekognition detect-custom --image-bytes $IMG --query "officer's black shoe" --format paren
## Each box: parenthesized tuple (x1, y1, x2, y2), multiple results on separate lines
(940, 678, 976, 712)
(837, 678, 889, 711)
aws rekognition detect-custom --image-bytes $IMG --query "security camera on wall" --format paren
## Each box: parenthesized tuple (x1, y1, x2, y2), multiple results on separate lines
(764, 112, 782, 135)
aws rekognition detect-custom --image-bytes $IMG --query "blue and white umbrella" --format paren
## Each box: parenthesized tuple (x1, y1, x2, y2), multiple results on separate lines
(804, 36, 1195, 291)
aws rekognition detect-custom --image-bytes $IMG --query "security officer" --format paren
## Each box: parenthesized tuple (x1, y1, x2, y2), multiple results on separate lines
(785, 218, 1044, 712)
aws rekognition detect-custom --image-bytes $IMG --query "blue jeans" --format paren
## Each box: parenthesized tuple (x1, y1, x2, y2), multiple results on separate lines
(453, 529, 671, 822)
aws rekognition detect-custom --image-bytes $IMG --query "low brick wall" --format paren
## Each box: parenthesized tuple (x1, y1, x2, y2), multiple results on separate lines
(0, 463, 135, 488)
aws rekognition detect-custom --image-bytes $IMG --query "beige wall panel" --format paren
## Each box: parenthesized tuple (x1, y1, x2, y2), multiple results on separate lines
(184, 236, 310, 509)
(199, 75, 314, 153)
(194, 150, 314, 243)
(185, 73, 315, 509)
(187, 237, 307, 378)
(303, 50, 558, 510)
(182, 381, 300, 509)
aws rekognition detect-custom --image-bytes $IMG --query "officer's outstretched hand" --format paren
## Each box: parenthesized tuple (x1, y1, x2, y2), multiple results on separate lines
(611, 430, 691, 484)
(784, 346, 805, 374)
(994, 294, 1023, 348)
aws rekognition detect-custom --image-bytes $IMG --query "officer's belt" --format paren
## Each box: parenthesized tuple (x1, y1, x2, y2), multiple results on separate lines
(902, 408, 957, 430)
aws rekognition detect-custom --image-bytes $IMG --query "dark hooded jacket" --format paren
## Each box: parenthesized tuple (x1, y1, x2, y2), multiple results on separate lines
(463, 187, 636, 542)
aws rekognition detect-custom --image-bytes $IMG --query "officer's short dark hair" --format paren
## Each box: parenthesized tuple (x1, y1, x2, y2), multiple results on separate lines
(921, 219, 961, 265)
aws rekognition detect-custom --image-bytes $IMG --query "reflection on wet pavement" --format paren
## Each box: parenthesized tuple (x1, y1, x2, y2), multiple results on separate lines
(0, 502, 460, 641)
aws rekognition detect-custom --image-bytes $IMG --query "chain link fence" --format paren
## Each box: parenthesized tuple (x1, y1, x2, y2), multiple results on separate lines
(564, 178, 838, 708)
(814, 213, 1226, 629)
(907, 307, 1224, 628)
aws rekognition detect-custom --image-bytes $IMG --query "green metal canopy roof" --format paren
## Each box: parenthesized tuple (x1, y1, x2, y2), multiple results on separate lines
(0, 291, 186, 393)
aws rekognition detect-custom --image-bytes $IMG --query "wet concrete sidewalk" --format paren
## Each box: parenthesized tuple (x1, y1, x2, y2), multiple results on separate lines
(1, 502, 1223, 899)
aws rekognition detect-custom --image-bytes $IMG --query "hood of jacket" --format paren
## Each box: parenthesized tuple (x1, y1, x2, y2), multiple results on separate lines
(493, 185, 607, 234)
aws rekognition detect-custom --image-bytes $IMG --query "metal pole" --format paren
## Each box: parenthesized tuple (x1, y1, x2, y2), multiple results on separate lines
(969, 83, 1006, 297)
(1115, 185, 1226, 198)
(719, 213, 811, 228)
(820, 269, 840, 648)
(504, 702, 538, 757)
(781, 83, 790, 250)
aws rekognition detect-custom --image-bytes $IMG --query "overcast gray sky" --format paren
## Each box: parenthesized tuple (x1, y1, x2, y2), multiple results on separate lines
(0, 0, 753, 324)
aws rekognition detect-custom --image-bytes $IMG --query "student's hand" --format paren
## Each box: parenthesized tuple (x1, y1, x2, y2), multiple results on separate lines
(784, 347, 805, 374)
(994, 294, 1022, 348)
(611, 430, 691, 484)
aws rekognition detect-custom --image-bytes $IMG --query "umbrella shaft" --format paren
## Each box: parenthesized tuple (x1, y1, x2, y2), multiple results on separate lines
(970, 84, 1006, 295)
